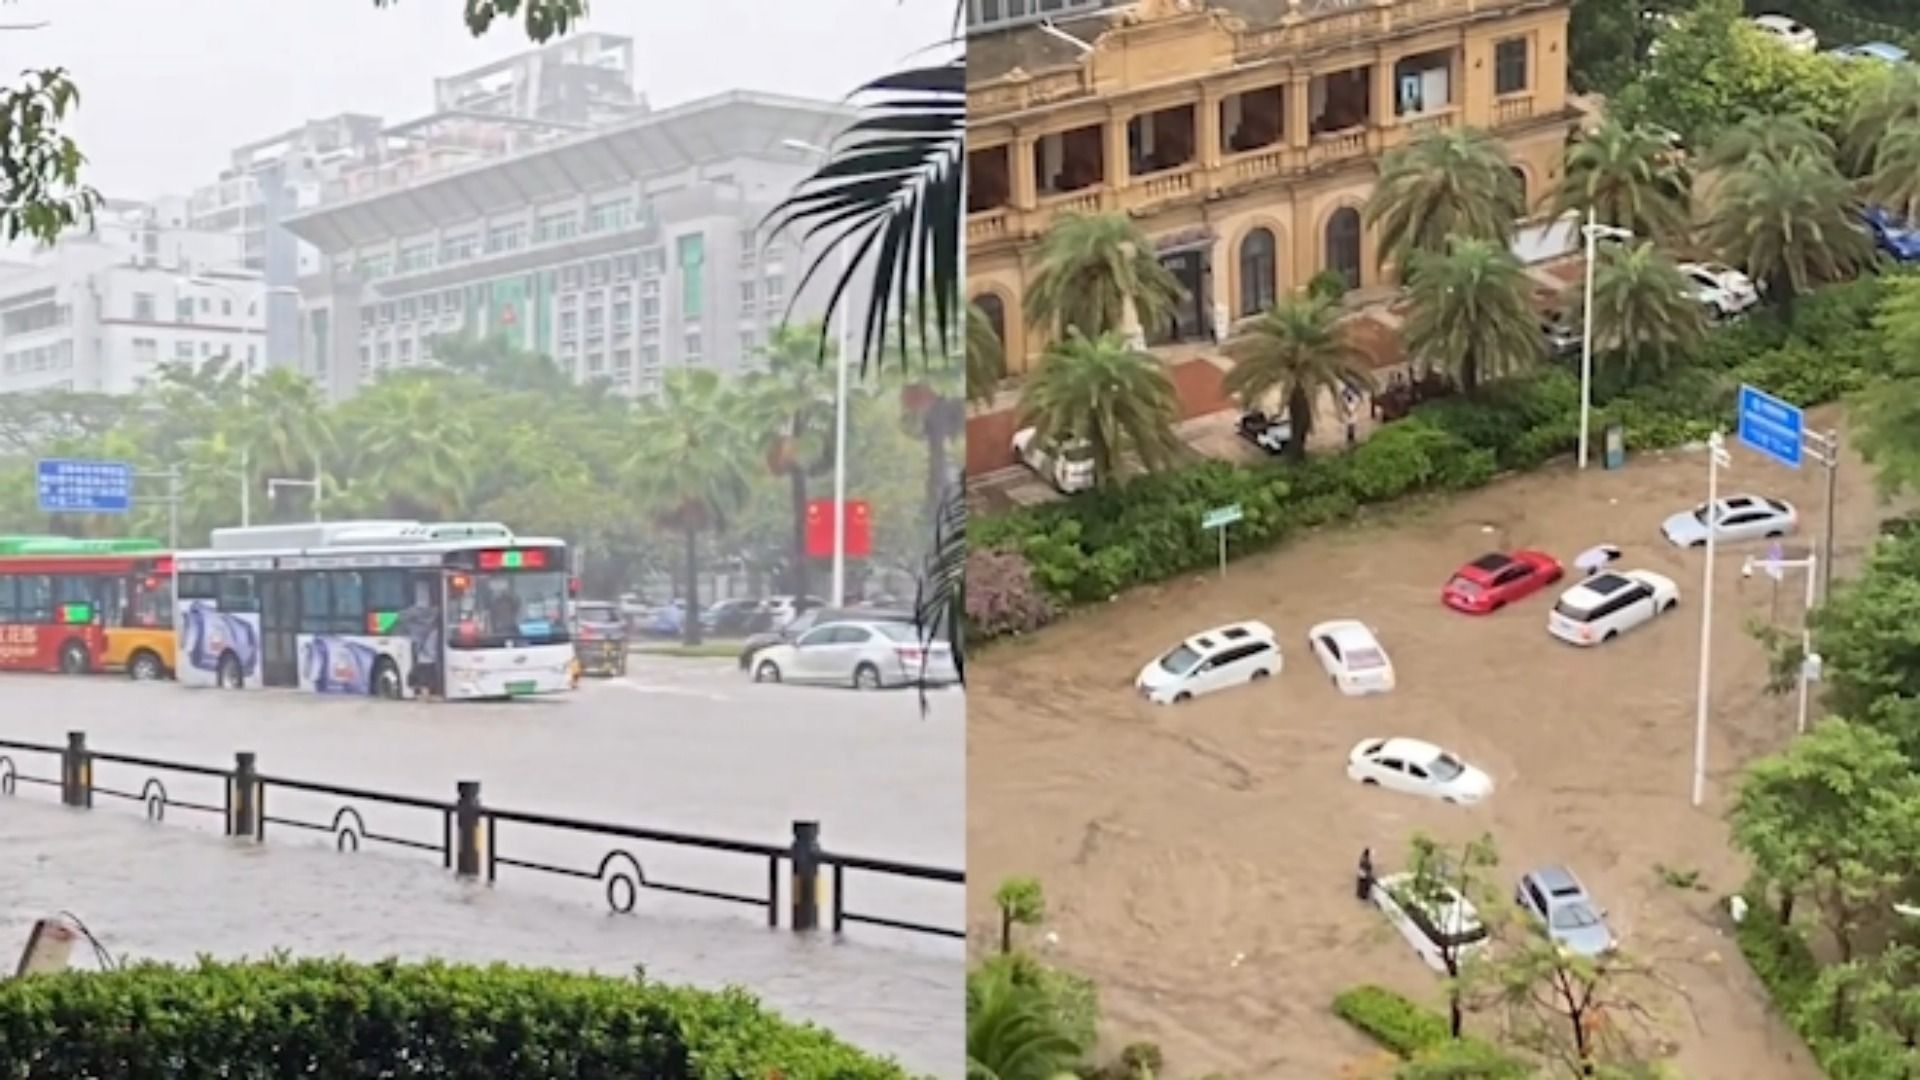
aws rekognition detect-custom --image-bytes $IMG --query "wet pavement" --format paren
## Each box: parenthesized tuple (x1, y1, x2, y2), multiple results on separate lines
(0, 657, 963, 1076)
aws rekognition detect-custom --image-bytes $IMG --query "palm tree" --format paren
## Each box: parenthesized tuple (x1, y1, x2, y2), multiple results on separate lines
(237, 368, 335, 521)
(966, 968, 1085, 1080)
(1403, 238, 1539, 395)
(627, 369, 753, 647)
(1704, 112, 1834, 172)
(1708, 148, 1874, 307)
(743, 323, 836, 598)
(1018, 330, 1184, 486)
(1585, 241, 1708, 380)
(1555, 119, 1694, 244)
(1366, 127, 1525, 278)
(1023, 211, 1187, 343)
(336, 375, 475, 519)
(1840, 62, 1920, 176)
(1863, 119, 1920, 222)
(966, 300, 1005, 405)
(901, 376, 966, 520)
(1223, 296, 1377, 461)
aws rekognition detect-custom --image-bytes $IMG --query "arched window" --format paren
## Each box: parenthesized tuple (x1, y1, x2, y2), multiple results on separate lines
(1510, 167, 1529, 213)
(973, 292, 1006, 348)
(1238, 227, 1277, 317)
(1325, 207, 1362, 290)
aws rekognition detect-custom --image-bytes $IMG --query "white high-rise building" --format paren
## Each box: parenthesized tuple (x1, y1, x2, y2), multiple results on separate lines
(0, 200, 263, 396)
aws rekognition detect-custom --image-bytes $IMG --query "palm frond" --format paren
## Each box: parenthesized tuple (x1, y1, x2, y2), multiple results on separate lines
(764, 61, 964, 376)
(913, 479, 966, 711)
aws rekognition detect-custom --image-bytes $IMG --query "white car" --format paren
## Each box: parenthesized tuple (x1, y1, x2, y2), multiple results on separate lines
(1012, 426, 1095, 494)
(763, 594, 827, 629)
(1136, 620, 1280, 704)
(1749, 14, 1817, 53)
(1678, 261, 1760, 318)
(1307, 619, 1396, 696)
(1371, 871, 1491, 973)
(1346, 737, 1493, 804)
(1662, 493, 1797, 547)
(1547, 570, 1680, 646)
(751, 620, 958, 689)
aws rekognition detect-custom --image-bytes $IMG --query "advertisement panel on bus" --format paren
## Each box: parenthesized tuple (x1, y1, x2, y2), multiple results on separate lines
(0, 537, 177, 678)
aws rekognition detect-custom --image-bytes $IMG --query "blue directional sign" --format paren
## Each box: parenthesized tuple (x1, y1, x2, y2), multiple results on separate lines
(36, 458, 133, 514)
(1736, 384, 1803, 470)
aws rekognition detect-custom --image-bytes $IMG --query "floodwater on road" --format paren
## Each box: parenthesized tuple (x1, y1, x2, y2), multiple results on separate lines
(970, 409, 1889, 1079)
(0, 656, 963, 1076)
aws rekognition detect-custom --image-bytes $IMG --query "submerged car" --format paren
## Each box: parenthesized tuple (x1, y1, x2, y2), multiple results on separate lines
(1442, 550, 1564, 614)
(573, 601, 629, 677)
(1515, 864, 1617, 956)
(1136, 620, 1280, 705)
(1012, 426, 1096, 493)
(1547, 569, 1680, 646)
(1307, 619, 1395, 696)
(1660, 493, 1796, 547)
(1237, 410, 1294, 456)
(1346, 737, 1493, 804)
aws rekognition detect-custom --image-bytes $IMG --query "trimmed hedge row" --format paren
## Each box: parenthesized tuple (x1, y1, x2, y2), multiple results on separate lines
(1331, 984, 1521, 1072)
(0, 957, 907, 1079)
(969, 276, 1891, 640)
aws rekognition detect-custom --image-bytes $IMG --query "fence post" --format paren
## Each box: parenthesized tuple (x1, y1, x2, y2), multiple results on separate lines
(791, 820, 822, 933)
(61, 731, 90, 808)
(229, 752, 259, 838)
(454, 781, 482, 879)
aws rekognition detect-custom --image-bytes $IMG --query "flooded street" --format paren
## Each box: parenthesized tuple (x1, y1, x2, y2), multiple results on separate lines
(969, 410, 1886, 1079)
(0, 656, 963, 1076)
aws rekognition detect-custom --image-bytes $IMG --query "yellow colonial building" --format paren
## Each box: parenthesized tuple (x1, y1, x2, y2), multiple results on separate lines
(967, 0, 1582, 373)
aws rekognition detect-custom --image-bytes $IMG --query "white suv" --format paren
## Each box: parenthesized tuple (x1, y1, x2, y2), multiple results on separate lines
(1548, 570, 1680, 646)
(1136, 620, 1280, 704)
(1678, 261, 1759, 319)
(1012, 427, 1095, 494)
(1371, 871, 1491, 974)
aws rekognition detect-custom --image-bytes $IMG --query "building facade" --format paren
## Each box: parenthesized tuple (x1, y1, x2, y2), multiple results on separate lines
(282, 91, 858, 401)
(0, 200, 264, 397)
(967, 0, 1581, 372)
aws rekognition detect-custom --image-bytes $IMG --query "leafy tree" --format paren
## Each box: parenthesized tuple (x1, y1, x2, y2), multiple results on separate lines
(1480, 938, 1685, 1076)
(1391, 832, 1502, 1039)
(1585, 241, 1708, 380)
(967, 300, 1005, 405)
(1853, 275, 1920, 499)
(1707, 148, 1873, 308)
(1567, 0, 1662, 97)
(1796, 942, 1920, 1074)
(994, 877, 1046, 955)
(1728, 720, 1920, 956)
(1861, 119, 1920, 222)
(1403, 239, 1538, 394)
(1023, 212, 1186, 343)
(1222, 295, 1377, 461)
(1365, 129, 1524, 280)
(0, 70, 98, 245)
(625, 370, 754, 646)
(333, 374, 475, 520)
(1017, 330, 1185, 488)
(1555, 120, 1694, 245)
(742, 323, 837, 597)
(1840, 61, 1920, 176)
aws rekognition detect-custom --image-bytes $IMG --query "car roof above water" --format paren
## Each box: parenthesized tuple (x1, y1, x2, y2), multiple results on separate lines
(1188, 620, 1276, 651)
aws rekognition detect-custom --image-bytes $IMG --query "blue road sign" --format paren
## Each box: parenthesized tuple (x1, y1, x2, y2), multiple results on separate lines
(36, 458, 133, 514)
(1737, 384, 1803, 470)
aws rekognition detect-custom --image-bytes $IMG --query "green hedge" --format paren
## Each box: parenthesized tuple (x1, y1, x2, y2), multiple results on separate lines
(0, 957, 907, 1079)
(1331, 984, 1522, 1073)
(971, 275, 1892, 639)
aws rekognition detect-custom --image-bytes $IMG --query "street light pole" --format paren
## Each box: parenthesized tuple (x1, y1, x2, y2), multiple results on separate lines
(1693, 431, 1732, 808)
(1578, 211, 1633, 470)
(1744, 552, 1821, 734)
(782, 137, 852, 607)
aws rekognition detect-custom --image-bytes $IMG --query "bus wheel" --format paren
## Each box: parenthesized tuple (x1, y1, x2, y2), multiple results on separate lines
(371, 659, 403, 700)
(128, 651, 165, 681)
(217, 652, 244, 690)
(58, 641, 89, 675)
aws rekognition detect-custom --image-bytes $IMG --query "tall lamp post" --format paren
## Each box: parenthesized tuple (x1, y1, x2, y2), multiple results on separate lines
(1578, 211, 1634, 470)
(267, 474, 323, 523)
(781, 138, 854, 607)
(1741, 552, 1822, 734)
(1692, 431, 1734, 807)
(185, 276, 300, 527)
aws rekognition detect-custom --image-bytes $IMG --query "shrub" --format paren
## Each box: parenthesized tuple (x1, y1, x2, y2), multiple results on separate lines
(1307, 269, 1350, 303)
(969, 952, 1099, 1054)
(1332, 984, 1452, 1057)
(0, 957, 903, 1079)
(1734, 885, 1822, 1022)
(966, 546, 1057, 637)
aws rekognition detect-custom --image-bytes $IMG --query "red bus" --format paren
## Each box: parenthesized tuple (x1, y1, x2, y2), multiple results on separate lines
(0, 537, 178, 678)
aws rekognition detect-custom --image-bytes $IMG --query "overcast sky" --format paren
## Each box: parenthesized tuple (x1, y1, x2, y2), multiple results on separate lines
(7, 0, 953, 200)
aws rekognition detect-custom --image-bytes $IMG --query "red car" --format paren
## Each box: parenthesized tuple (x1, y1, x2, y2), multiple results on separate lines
(1442, 550, 1565, 614)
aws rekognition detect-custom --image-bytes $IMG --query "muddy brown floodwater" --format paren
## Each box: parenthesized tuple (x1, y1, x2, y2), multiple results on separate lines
(970, 407, 1895, 1079)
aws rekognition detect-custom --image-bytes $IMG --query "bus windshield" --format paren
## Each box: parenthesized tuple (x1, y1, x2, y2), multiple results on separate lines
(449, 570, 570, 648)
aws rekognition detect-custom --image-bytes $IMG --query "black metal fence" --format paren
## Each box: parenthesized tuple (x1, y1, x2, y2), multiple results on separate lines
(0, 732, 962, 941)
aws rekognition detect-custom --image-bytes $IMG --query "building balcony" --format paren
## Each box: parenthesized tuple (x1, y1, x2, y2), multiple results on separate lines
(1494, 94, 1536, 126)
(1308, 128, 1369, 167)
(1386, 107, 1460, 147)
(1117, 165, 1198, 213)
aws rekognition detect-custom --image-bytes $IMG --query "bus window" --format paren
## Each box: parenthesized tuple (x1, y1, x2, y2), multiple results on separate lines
(17, 575, 50, 622)
(299, 572, 331, 634)
(0, 576, 14, 622)
(178, 573, 217, 600)
(456, 568, 569, 646)
(218, 573, 259, 613)
(331, 570, 365, 634)
(131, 575, 171, 628)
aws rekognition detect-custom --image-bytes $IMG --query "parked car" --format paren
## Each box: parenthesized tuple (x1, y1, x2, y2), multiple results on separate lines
(1515, 864, 1618, 957)
(1012, 426, 1096, 493)
(636, 600, 687, 639)
(1346, 737, 1493, 804)
(1135, 620, 1281, 705)
(1237, 410, 1293, 456)
(1442, 550, 1565, 614)
(763, 594, 827, 630)
(1547, 569, 1680, 646)
(1371, 871, 1491, 973)
(1833, 40, 1909, 63)
(1862, 206, 1920, 263)
(1677, 261, 1760, 319)
(1661, 493, 1797, 547)
(1749, 13, 1817, 53)
(1307, 619, 1396, 696)
(737, 606, 912, 669)
(749, 620, 957, 689)
(572, 601, 629, 677)
(700, 597, 775, 637)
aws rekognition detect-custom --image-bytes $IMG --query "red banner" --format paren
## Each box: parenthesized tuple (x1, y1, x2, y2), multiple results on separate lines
(805, 499, 871, 559)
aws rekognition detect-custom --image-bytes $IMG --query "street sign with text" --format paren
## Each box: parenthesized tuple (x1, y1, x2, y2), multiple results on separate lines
(1736, 384, 1803, 469)
(35, 458, 132, 514)
(1202, 504, 1244, 530)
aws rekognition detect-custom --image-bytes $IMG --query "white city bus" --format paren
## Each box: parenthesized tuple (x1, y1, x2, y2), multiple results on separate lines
(172, 520, 575, 701)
